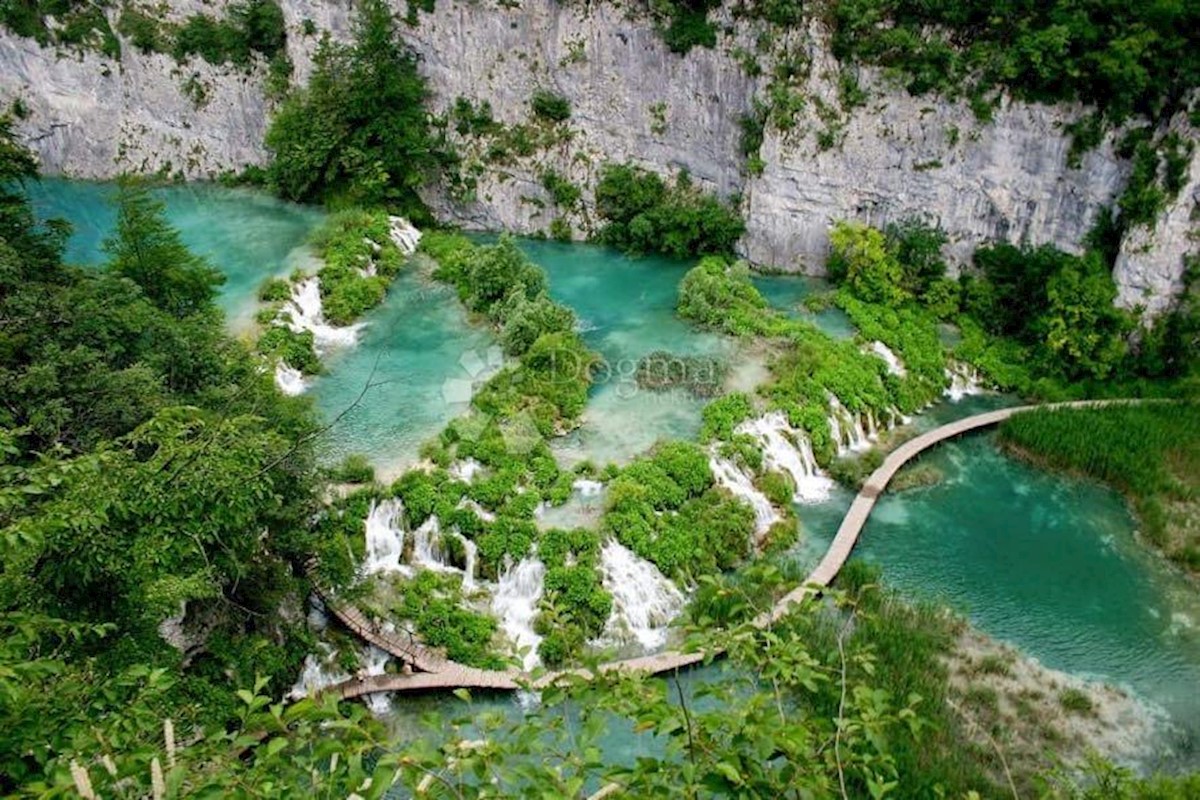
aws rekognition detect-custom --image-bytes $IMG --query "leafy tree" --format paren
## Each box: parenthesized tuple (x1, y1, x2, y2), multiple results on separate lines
(265, 0, 440, 217)
(594, 163, 745, 258)
(103, 181, 225, 318)
(1035, 253, 1132, 380)
(827, 220, 908, 305)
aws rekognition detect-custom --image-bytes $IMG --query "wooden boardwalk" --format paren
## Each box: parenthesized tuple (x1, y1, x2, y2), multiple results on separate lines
(323, 400, 1130, 698)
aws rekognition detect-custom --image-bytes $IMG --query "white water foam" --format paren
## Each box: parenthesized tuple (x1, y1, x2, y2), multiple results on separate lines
(735, 412, 834, 504)
(449, 458, 483, 483)
(827, 395, 874, 455)
(388, 216, 422, 254)
(274, 362, 308, 396)
(944, 361, 988, 401)
(282, 277, 363, 354)
(492, 558, 545, 670)
(599, 541, 685, 649)
(363, 498, 408, 575)
(572, 478, 605, 497)
(289, 643, 349, 700)
(868, 341, 907, 376)
(709, 452, 780, 537)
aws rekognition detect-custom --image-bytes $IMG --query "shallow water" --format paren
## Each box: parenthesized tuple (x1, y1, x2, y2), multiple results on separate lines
(792, 400, 1200, 769)
(509, 240, 733, 466)
(306, 273, 496, 475)
(24, 177, 324, 329)
(30, 182, 1200, 769)
(751, 273, 856, 339)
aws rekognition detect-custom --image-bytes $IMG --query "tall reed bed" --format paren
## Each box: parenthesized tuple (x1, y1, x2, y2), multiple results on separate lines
(999, 403, 1200, 572)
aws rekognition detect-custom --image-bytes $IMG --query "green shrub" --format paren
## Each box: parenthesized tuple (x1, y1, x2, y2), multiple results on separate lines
(530, 89, 571, 122)
(258, 276, 292, 302)
(265, 0, 437, 217)
(257, 325, 320, 374)
(594, 163, 744, 258)
(331, 453, 375, 484)
(540, 169, 581, 208)
(309, 208, 405, 325)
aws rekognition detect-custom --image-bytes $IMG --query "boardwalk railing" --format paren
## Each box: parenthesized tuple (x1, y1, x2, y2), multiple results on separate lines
(321, 400, 1145, 697)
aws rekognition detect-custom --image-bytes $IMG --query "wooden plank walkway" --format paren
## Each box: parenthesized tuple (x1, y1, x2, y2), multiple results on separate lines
(322, 399, 1137, 698)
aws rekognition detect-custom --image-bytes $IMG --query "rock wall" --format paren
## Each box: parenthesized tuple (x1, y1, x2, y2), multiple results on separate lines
(0, 0, 1194, 311)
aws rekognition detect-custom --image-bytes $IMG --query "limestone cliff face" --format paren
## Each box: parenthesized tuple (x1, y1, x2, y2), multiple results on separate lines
(0, 0, 1193, 310)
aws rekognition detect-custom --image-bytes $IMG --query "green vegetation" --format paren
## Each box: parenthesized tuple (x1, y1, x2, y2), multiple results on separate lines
(172, 0, 287, 68)
(113, 0, 288, 74)
(660, 0, 719, 53)
(999, 403, 1200, 573)
(530, 89, 572, 122)
(535, 527, 612, 666)
(539, 168, 581, 208)
(257, 324, 320, 375)
(828, 0, 1199, 127)
(0, 120, 324, 791)
(594, 162, 745, 258)
(330, 453, 375, 484)
(264, 0, 441, 217)
(104, 181, 226, 318)
(391, 571, 503, 668)
(677, 254, 940, 464)
(601, 441, 755, 580)
(1, 0, 120, 58)
(309, 207, 407, 325)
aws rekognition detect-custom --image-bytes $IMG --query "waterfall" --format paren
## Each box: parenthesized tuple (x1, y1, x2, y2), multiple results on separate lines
(867, 341, 907, 376)
(457, 497, 497, 523)
(734, 412, 834, 504)
(274, 362, 307, 396)
(360, 645, 393, 716)
(410, 516, 449, 571)
(599, 541, 685, 650)
(282, 277, 362, 354)
(458, 534, 478, 591)
(944, 361, 987, 401)
(491, 558, 545, 670)
(388, 216, 422, 254)
(572, 479, 605, 496)
(449, 458, 483, 483)
(708, 452, 780, 536)
(288, 643, 349, 700)
(363, 498, 408, 575)
(827, 396, 873, 454)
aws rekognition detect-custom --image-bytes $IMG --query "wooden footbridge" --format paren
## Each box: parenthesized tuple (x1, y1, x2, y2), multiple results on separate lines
(321, 400, 1134, 699)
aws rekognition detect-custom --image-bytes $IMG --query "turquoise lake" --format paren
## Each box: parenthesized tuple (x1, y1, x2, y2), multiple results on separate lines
(27, 179, 1200, 770)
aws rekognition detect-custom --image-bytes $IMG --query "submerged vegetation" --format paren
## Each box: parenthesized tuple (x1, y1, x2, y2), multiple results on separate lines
(1000, 403, 1200, 574)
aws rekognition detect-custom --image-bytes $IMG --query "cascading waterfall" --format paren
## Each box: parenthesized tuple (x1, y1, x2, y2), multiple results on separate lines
(388, 216, 422, 254)
(708, 452, 780, 536)
(363, 498, 408, 575)
(458, 534, 479, 591)
(282, 277, 363, 353)
(491, 558, 546, 670)
(289, 643, 349, 700)
(944, 361, 988, 401)
(867, 341, 907, 376)
(572, 479, 605, 497)
(598, 540, 684, 649)
(735, 412, 834, 504)
(827, 395, 874, 454)
(360, 645, 393, 716)
(410, 516, 446, 571)
(274, 362, 308, 396)
(449, 458, 483, 483)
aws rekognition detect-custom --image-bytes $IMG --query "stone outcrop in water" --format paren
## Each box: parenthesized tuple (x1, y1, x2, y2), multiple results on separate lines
(1, 1, 1193, 311)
